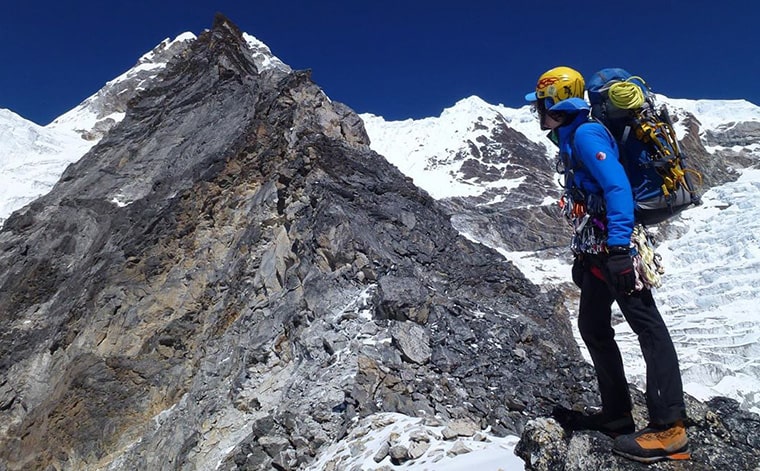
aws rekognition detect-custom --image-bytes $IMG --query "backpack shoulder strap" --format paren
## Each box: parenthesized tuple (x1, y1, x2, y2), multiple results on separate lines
(562, 121, 597, 193)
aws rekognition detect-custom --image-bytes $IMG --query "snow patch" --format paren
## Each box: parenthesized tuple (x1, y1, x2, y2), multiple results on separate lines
(304, 412, 524, 471)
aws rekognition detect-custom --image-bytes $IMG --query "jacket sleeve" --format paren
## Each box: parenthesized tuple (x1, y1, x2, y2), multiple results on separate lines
(573, 123, 634, 247)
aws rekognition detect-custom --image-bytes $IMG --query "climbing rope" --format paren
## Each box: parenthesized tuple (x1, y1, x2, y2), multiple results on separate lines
(608, 77, 647, 110)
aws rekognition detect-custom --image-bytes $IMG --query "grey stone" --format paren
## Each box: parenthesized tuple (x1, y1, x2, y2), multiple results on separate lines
(372, 441, 389, 463)
(441, 418, 480, 440)
(514, 418, 567, 471)
(258, 435, 290, 458)
(446, 440, 472, 457)
(391, 321, 432, 365)
(388, 444, 409, 463)
(408, 440, 430, 459)
(375, 275, 430, 323)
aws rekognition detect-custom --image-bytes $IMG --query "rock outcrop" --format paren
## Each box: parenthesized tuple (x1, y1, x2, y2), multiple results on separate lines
(516, 394, 760, 471)
(675, 113, 743, 189)
(442, 114, 571, 254)
(0, 13, 758, 471)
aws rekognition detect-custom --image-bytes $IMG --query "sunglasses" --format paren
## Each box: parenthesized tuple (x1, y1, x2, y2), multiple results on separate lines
(531, 98, 564, 123)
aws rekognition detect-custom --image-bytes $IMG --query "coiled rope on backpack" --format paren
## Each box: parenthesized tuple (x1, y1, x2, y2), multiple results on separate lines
(608, 77, 647, 110)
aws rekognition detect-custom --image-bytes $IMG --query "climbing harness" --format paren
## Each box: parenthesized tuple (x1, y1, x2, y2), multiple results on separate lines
(557, 151, 609, 255)
(558, 189, 608, 255)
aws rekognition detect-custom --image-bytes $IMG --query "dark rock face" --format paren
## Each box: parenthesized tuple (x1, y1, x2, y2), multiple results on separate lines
(440, 116, 571, 254)
(705, 120, 760, 148)
(676, 113, 743, 189)
(0, 14, 583, 470)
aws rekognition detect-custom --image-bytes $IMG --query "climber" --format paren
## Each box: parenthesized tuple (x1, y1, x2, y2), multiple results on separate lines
(523, 66, 690, 464)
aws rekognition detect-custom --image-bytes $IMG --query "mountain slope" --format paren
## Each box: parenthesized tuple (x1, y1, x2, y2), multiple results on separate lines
(0, 34, 195, 225)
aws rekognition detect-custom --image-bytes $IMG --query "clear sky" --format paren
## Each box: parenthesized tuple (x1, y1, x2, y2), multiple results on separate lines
(2, 0, 757, 125)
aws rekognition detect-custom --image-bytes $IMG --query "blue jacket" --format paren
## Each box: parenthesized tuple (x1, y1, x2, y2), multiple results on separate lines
(556, 108, 634, 248)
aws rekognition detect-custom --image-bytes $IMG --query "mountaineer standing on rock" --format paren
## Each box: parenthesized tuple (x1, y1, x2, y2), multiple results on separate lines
(523, 66, 690, 463)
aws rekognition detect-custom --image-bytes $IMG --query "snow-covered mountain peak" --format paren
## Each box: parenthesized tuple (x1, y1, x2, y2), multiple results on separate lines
(360, 97, 553, 200)
(655, 96, 760, 152)
(660, 96, 760, 123)
(242, 32, 291, 73)
(441, 95, 494, 116)
(361, 98, 523, 199)
(136, 32, 197, 68)
(47, 32, 196, 140)
(657, 95, 760, 137)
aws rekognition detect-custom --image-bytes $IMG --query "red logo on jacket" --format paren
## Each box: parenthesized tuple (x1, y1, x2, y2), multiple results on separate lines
(596, 151, 607, 160)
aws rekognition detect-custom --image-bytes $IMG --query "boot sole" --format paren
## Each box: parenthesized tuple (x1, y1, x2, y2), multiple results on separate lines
(613, 448, 691, 463)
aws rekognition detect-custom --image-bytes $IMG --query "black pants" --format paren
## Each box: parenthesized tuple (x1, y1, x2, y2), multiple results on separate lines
(577, 258, 686, 425)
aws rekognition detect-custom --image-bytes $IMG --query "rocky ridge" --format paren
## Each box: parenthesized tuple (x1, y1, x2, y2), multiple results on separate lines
(0, 14, 758, 471)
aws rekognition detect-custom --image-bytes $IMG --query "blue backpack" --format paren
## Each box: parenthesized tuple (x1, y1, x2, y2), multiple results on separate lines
(586, 68, 702, 225)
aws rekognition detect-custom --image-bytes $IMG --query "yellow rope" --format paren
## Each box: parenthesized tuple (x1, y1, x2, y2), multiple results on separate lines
(608, 77, 647, 109)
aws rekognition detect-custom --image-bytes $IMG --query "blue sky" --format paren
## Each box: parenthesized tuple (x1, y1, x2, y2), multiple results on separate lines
(2, 1, 757, 125)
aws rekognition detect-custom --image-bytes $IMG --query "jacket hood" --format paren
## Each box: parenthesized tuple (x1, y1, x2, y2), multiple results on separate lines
(557, 107, 591, 146)
(549, 97, 591, 112)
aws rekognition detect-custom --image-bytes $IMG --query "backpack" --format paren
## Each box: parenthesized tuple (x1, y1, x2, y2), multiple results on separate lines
(586, 68, 702, 225)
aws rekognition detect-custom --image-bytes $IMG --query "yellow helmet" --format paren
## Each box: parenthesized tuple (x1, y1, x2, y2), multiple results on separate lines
(525, 66, 585, 107)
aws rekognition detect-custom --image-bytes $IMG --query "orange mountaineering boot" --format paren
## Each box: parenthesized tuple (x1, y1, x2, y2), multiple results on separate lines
(613, 420, 690, 463)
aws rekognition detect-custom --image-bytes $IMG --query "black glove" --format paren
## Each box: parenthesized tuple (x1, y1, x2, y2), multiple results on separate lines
(605, 246, 635, 294)
(572, 256, 584, 288)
